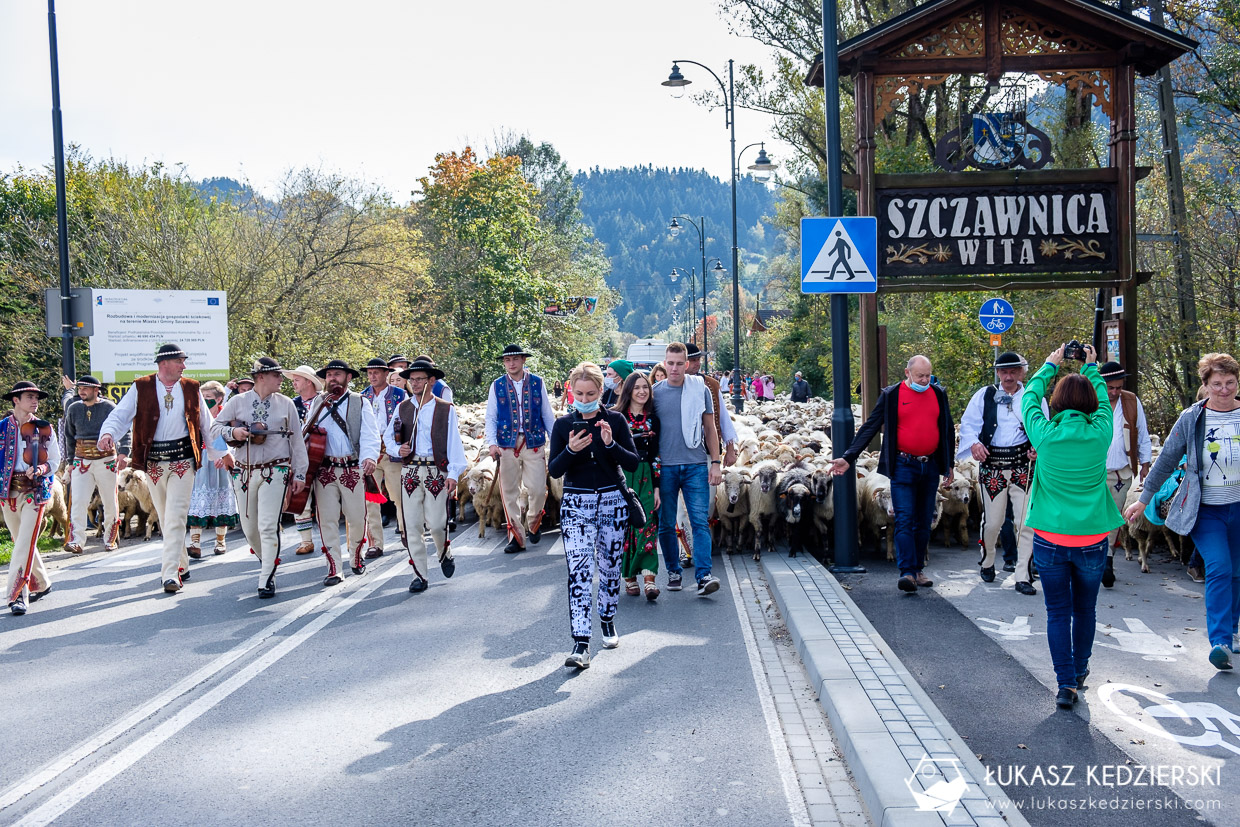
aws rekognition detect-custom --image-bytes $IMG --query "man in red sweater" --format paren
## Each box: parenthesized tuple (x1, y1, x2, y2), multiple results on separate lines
(831, 356, 954, 592)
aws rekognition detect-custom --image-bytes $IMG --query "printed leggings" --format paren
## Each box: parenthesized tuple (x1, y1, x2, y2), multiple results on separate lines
(560, 487, 628, 640)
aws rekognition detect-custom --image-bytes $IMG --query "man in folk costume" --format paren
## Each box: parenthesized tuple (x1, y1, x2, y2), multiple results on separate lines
(2, 382, 59, 615)
(361, 357, 407, 559)
(63, 374, 129, 554)
(484, 344, 557, 554)
(211, 358, 309, 598)
(98, 343, 222, 593)
(306, 359, 380, 586)
(1099, 360, 1153, 588)
(384, 357, 466, 593)
(284, 364, 323, 556)
(957, 351, 1039, 594)
(414, 353, 454, 402)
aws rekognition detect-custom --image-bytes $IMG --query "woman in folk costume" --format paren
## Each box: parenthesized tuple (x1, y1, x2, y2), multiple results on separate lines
(614, 371, 662, 601)
(2, 382, 60, 615)
(185, 380, 238, 557)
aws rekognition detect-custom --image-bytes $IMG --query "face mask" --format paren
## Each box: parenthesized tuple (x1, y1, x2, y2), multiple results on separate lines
(603, 377, 616, 391)
(909, 381, 930, 393)
(572, 399, 600, 414)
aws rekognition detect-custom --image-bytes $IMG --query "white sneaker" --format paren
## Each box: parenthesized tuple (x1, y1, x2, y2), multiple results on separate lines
(600, 620, 619, 649)
(697, 575, 720, 596)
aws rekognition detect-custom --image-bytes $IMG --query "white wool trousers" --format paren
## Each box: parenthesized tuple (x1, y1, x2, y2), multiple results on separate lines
(69, 456, 121, 549)
(3, 496, 50, 603)
(145, 459, 198, 584)
(399, 463, 452, 579)
(231, 464, 291, 590)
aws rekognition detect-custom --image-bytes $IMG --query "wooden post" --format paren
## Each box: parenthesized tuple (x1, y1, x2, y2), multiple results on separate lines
(854, 69, 881, 417)
(1111, 62, 1139, 393)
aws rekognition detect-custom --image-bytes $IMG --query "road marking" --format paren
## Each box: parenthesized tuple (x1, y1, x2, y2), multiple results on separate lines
(7, 555, 409, 827)
(723, 554, 812, 827)
(1096, 617, 1185, 661)
(976, 616, 1041, 640)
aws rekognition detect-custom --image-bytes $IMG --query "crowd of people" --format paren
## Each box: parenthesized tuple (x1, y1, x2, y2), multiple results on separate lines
(7, 340, 1239, 693)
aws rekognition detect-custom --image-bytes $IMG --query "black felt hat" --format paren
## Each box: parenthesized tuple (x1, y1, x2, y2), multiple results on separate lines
(1099, 361, 1126, 379)
(497, 344, 533, 359)
(250, 357, 283, 376)
(685, 342, 703, 359)
(154, 343, 188, 363)
(399, 357, 445, 381)
(387, 354, 410, 367)
(993, 351, 1028, 369)
(231, 376, 256, 388)
(5, 381, 48, 401)
(316, 359, 360, 380)
(75, 375, 102, 388)
(365, 358, 389, 370)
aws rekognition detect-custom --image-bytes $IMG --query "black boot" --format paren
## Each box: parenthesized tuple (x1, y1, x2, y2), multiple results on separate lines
(1101, 557, 1115, 588)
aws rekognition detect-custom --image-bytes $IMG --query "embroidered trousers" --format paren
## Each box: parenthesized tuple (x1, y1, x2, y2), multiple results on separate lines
(69, 456, 120, 549)
(978, 462, 1034, 582)
(498, 439, 548, 541)
(313, 464, 367, 577)
(560, 488, 627, 640)
(231, 465, 290, 589)
(364, 456, 405, 551)
(1105, 466, 1135, 558)
(144, 459, 198, 584)
(399, 463, 452, 579)
(3, 495, 50, 603)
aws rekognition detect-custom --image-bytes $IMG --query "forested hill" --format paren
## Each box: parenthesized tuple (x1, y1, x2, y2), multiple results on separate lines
(574, 166, 777, 338)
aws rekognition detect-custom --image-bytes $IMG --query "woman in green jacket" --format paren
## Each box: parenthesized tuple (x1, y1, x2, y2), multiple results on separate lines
(1021, 344, 1125, 710)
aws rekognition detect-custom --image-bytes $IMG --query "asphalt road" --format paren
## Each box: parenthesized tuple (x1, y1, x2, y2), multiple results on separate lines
(0, 520, 825, 826)
(841, 540, 1228, 827)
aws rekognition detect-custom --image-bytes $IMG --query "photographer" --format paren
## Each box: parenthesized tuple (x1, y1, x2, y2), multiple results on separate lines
(1126, 353, 1240, 671)
(1021, 343, 1124, 710)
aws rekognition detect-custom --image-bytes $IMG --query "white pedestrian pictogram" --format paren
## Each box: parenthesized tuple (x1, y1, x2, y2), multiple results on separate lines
(803, 220, 875, 284)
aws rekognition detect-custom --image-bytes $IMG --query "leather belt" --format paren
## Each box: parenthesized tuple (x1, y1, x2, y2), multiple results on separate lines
(75, 439, 114, 460)
(898, 452, 932, 463)
(985, 442, 1031, 469)
(237, 457, 290, 470)
(323, 456, 359, 468)
(404, 457, 439, 468)
(148, 437, 194, 463)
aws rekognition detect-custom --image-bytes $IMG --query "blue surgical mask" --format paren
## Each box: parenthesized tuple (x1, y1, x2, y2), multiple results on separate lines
(603, 377, 616, 391)
(572, 399, 600, 414)
(909, 381, 930, 393)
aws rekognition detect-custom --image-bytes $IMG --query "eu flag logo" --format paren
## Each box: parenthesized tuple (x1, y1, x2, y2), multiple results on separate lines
(207, 297, 219, 306)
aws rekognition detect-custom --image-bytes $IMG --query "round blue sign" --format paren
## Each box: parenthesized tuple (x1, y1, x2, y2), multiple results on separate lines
(978, 298, 1014, 334)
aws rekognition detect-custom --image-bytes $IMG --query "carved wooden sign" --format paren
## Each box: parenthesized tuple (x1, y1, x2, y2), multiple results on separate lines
(876, 181, 1117, 277)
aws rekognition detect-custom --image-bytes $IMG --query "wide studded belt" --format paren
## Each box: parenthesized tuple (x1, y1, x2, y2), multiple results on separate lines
(323, 456, 359, 468)
(237, 457, 290, 470)
(148, 437, 194, 463)
(75, 439, 114, 460)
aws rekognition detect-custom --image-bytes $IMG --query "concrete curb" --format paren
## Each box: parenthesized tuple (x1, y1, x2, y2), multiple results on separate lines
(761, 553, 1030, 827)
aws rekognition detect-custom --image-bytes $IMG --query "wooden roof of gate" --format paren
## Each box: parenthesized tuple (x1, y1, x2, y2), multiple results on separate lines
(806, 0, 1196, 84)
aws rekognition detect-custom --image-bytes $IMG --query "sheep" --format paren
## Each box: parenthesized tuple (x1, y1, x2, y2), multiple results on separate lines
(747, 459, 781, 560)
(857, 471, 895, 560)
(776, 462, 815, 558)
(116, 468, 159, 540)
(713, 466, 751, 555)
(41, 476, 70, 541)
(937, 476, 973, 547)
(810, 466, 834, 555)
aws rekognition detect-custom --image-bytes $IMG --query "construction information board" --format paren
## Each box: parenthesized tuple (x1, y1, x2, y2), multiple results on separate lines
(89, 289, 230, 383)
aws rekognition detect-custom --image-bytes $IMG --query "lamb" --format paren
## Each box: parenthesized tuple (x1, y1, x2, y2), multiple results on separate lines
(116, 468, 159, 540)
(937, 476, 972, 547)
(776, 462, 815, 558)
(810, 466, 834, 554)
(466, 457, 505, 538)
(41, 476, 70, 541)
(747, 459, 781, 560)
(857, 471, 895, 560)
(713, 466, 751, 554)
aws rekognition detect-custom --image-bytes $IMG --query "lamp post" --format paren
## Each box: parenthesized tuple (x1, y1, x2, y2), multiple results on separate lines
(668, 267, 697, 348)
(663, 60, 777, 413)
(48, 0, 75, 380)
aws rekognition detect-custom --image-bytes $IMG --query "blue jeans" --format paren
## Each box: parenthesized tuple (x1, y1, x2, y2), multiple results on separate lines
(1033, 535, 1106, 689)
(1189, 503, 1240, 648)
(657, 463, 712, 584)
(890, 456, 938, 577)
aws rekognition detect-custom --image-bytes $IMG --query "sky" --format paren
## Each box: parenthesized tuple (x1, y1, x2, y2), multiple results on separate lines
(0, 0, 793, 201)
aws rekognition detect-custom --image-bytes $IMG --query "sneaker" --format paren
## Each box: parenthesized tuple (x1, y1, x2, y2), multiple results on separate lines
(979, 565, 996, 583)
(565, 641, 591, 669)
(697, 575, 720, 597)
(1188, 566, 1205, 583)
(600, 620, 619, 649)
(667, 573, 683, 592)
(1210, 644, 1234, 670)
(9, 599, 27, 616)
(1101, 558, 1115, 588)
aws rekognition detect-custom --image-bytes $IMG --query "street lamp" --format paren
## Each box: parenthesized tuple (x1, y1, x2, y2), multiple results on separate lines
(662, 58, 776, 412)
(669, 267, 697, 348)
(666, 214, 711, 370)
(747, 144, 777, 183)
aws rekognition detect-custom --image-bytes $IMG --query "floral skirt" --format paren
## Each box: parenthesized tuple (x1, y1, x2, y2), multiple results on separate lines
(186, 461, 239, 528)
(621, 461, 659, 578)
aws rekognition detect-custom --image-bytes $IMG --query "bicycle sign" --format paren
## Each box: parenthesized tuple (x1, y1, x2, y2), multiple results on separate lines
(978, 298, 1014, 334)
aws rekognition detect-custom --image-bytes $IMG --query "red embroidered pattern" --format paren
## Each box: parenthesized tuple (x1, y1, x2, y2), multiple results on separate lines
(170, 460, 192, 479)
(339, 466, 361, 491)
(317, 466, 337, 486)
(425, 473, 445, 498)
(147, 464, 164, 486)
(403, 471, 419, 494)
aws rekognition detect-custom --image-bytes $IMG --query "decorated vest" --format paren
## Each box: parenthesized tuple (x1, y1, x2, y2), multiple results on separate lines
(311, 392, 365, 459)
(0, 414, 54, 503)
(394, 397, 452, 470)
(361, 384, 407, 421)
(130, 375, 203, 472)
(701, 373, 724, 448)
(493, 372, 546, 449)
(1117, 389, 1140, 474)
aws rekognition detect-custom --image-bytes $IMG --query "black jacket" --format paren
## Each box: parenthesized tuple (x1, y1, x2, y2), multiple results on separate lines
(842, 382, 954, 476)
(548, 409, 640, 490)
(791, 379, 811, 403)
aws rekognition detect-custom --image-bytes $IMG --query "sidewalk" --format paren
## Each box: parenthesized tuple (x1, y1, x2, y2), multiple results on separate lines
(760, 553, 1029, 827)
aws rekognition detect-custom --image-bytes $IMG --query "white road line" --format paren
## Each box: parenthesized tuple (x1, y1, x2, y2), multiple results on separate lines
(723, 553, 812, 827)
(12, 557, 409, 827)
(0, 553, 405, 817)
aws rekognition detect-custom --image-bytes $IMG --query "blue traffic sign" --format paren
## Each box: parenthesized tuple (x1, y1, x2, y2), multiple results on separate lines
(801, 217, 878, 294)
(978, 298, 1014, 333)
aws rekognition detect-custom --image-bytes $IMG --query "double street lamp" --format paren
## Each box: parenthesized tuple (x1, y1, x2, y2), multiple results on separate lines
(662, 59, 776, 412)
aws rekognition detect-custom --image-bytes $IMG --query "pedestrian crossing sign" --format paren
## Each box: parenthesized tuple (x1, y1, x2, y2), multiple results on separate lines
(801, 216, 878, 294)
